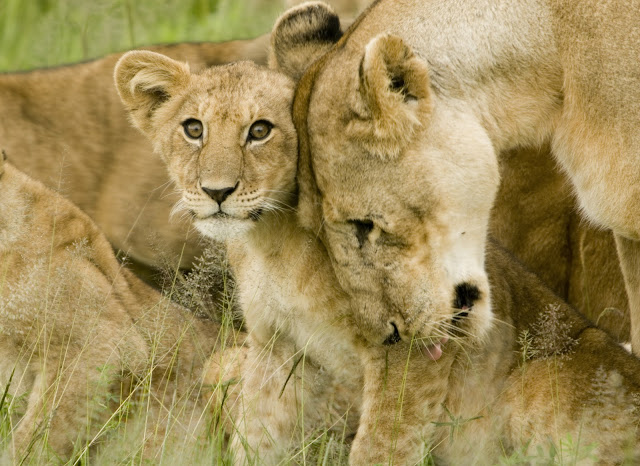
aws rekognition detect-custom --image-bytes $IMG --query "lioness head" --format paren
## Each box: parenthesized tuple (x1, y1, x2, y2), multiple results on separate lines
(114, 51, 297, 240)
(274, 4, 499, 347)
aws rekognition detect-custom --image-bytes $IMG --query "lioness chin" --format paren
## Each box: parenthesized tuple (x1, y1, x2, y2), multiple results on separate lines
(291, 0, 640, 350)
(0, 153, 225, 462)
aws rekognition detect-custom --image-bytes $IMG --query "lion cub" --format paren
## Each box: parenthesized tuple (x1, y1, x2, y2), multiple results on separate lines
(0, 152, 221, 461)
(115, 51, 363, 464)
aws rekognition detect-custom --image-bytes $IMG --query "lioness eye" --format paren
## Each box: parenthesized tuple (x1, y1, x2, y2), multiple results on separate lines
(183, 119, 203, 139)
(349, 219, 374, 248)
(247, 120, 273, 141)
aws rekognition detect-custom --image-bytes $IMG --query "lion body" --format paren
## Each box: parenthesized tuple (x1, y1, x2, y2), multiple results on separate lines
(219, 215, 363, 464)
(0, 157, 219, 461)
(491, 145, 629, 340)
(115, 52, 363, 464)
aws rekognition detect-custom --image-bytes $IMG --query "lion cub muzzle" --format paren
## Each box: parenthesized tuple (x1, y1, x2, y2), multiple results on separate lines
(382, 319, 449, 361)
(201, 183, 238, 206)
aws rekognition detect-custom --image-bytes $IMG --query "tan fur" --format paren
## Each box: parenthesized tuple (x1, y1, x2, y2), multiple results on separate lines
(0, 36, 270, 272)
(0, 157, 222, 461)
(269, 2, 344, 81)
(287, 0, 370, 18)
(115, 51, 362, 464)
(277, 0, 640, 349)
(491, 145, 629, 341)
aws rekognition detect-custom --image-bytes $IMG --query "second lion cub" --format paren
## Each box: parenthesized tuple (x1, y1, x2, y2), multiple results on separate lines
(0, 152, 223, 462)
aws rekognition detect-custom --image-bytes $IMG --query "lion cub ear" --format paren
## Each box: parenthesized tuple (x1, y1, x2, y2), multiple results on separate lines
(269, 1, 342, 80)
(350, 34, 432, 161)
(114, 50, 191, 134)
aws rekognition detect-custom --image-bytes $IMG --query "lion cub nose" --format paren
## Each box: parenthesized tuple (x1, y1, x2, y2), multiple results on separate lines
(202, 185, 237, 205)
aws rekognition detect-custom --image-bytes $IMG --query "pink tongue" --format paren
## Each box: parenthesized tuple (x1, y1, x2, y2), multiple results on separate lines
(418, 343, 441, 360)
(420, 336, 448, 361)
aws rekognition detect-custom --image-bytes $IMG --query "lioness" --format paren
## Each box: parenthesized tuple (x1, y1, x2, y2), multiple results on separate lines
(115, 8, 640, 463)
(0, 152, 224, 461)
(273, 4, 640, 463)
(279, 0, 640, 349)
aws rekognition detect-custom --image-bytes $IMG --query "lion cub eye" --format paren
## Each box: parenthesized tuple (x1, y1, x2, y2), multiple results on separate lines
(183, 119, 203, 139)
(247, 120, 273, 142)
(349, 219, 374, 248)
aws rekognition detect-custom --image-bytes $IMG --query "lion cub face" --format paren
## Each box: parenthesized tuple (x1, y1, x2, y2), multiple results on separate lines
(293, 34, 500, 348)
(115, 52, 298, 240)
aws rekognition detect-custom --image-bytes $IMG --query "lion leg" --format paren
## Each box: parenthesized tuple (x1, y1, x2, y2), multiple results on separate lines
(228, 336, 328, 465)
(201, 344, 249, 440)
(11, 368, 56, 461)
(12, 366, 104, 460)
(614, 235, 640, 354)
(349, 343, 455, 465)
(552, 65, 640, 350)
(503, 328, 640, 462)
(11, 348, 124, 462)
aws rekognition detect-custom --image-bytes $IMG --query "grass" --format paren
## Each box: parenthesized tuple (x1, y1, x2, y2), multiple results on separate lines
(0, 0, 282, 72)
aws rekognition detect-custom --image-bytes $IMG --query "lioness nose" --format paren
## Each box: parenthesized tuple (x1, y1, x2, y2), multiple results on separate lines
(453, 283, 480, 310)
(202, 185, 236, 205)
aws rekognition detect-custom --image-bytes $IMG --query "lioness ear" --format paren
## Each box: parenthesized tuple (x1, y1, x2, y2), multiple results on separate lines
(350, 34, 432, 160)
(114, 50, 191, 133)
(269, 1, 342, 80)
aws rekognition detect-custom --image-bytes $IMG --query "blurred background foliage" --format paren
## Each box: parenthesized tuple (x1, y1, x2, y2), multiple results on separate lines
(0, 0, 283, 71)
